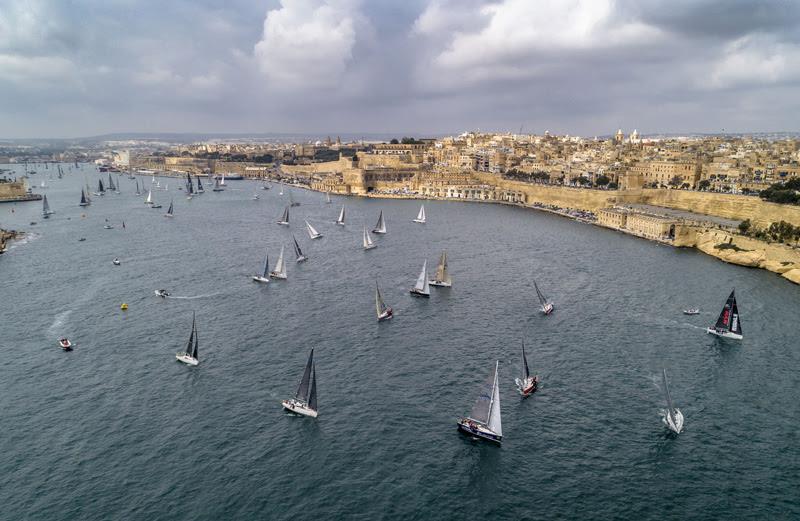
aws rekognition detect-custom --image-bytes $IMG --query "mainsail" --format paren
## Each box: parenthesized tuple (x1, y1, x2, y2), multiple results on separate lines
(373, 211, 387, 234)
(434, 251, 450, 284)
(308, 365, 318, 411)
(261, 251, 269, 278)
(363, 226, 375, 249)
(336, 206, 346, 224)
(534, 280, 549, 307)
(79, 189, 88, 206)
(375, 282, 388, 317)
(414, 260, 430, 294)
(292, 235, 305, 260)
(305, 220, 321, 238)
(414, 205, 426, 223)
(713, 289, 742, 335)
(98, 179, 105, 193)
(186, 173, 194, 194)
(325, 192, 331, 203)
(278, 206, 289, 224)
(166, 199, 174, 216)
(273, 246, 286, 277)
(145, 189, 153, 204)
(135, 180, 141, 195)
(296, 349, 315, 404)
(521, 341, 530, 381)
(107, 174, 116, 191)
(662, 369, 676, 421)
(186, 312, 198, 358)
(196, 176, 204, 192)
(469, 361, 502, 435)
(42, 195, 51, 216)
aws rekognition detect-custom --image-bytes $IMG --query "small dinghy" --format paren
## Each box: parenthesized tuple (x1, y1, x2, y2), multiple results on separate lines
(305, 220, 322, 239)
(534, 280, 554, 315)
(269, 246, 288, 279)
(413, 204, 426, 224)
(707, 289, 743, 340)
(155, 289, 170, 298)
(661, 369, 684, 434)
(292, 235, 307, 263)
(112, 258, 121, 266)
(58, 338, 73, 351)
(428, 250, 451, 287)
(252, 250, 270, 283)
(362, 226, 376, 250)
(103, 224, 114, 229)
(175, 312, 199, 366)
(282, 348, 318, 418)
(372, 210, 387, 234)
(375, 281, 393, 321)
(410, 260, 431, 297)
(683, 308, 700, 315)
(277, 206, 290, 226)
(514, 341, 539, 397)
(457, 361, 502, 444)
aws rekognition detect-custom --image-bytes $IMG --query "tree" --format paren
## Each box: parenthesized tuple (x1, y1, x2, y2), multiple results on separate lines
(595, 174, 610, 186)
(698, 179, 711, 191)
(738, 219, 752, 235)
(669, 175, 683, 187)
(576, 176, 590, 186)
(607, 181, 619, 190)
(389, 138, 399, 144)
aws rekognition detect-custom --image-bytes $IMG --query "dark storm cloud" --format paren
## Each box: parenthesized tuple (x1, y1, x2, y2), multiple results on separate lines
(0, 0, 799, 137)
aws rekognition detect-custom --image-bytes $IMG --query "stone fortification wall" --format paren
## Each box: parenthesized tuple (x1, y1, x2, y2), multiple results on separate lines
(0, 182, 26, 200)
(471, 173, 616, 210)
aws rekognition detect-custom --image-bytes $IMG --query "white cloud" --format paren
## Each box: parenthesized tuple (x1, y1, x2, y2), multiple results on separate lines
(253, 0, 363, 89)
(414, 0, 659, 83)
(707, 35, 800, 89)
(0, 53, 73, 83)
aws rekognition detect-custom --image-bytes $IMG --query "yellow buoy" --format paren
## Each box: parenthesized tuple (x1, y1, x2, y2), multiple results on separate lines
(120, 303, 128, 310)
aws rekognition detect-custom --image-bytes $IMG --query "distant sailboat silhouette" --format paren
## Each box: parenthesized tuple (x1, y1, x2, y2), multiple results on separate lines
(413, 205, 426, 223)
(373, 210, 387, 234)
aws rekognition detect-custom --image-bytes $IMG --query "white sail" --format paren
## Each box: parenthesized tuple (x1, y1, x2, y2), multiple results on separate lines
(220, 174, 226, 186)
(363, 226, 375, 249)
(305, 220, 321, 239)
(336, 205, 345, 224)
(373, 211, 387, 234)
(488, 361, 502, 436)
(273, 246, 286, 277)
(414, 205, 426, 223)
(325, 192, 331, 203)
(145, 189, 153, 204)
(414, 260, 430, 294)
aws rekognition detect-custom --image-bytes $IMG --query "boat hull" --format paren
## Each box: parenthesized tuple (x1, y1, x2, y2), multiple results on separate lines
(364, 244, 376, 250)
(269, 272, 287, 280)
(252, 276, 270, 283)
(282, 399, 318, 418)
(154, 290, 170, 298)
(372, 229, 386, 234)
(176, 353, 199, 366)
(378, 309, 393, 321)
(706, 327, 742, 340)
(664, 409, 684, 433)
(515, 377, 538, 397)
(428, 280, 451, 287)
(412, 219, 425, 224)
(457, 419, 501, 444)
(410, 289, 430, 298)
(309, 234, 322, 239)
(277, 221, 289, 226)
(296, 256, 308, 263)
(542, 303, 554, 315)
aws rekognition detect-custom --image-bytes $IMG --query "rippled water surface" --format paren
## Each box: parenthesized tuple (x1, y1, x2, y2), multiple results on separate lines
(1, 166, 798, 520)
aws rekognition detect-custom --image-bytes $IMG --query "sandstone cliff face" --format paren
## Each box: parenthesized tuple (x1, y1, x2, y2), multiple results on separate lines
(691, 229, 800, 284)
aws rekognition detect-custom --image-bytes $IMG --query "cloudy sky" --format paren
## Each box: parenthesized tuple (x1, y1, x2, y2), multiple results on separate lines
(1, 0, 799, 138)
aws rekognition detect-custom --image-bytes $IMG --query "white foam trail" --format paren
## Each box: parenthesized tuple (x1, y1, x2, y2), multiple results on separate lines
(167, 293, 218, 300)
(48, 310, 73, 336)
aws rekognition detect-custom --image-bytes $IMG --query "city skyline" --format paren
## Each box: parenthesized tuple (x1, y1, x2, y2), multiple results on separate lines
(2, 0, 800, 138)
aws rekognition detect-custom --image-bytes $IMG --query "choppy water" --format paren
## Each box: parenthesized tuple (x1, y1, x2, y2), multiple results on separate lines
(1, 166, 798, 520)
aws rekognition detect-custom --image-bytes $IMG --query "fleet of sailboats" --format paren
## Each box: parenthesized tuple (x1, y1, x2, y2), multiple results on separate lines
(269, 246, 288, 279)
(707, 289, 743, 340)
(428, 251, 451, 287)
(661, 369, 684, 433)
(175, 312, 200, 366)
(410, 260, 431, 297)
(282, 348, 318, 418)
(457, 361, 502, 444)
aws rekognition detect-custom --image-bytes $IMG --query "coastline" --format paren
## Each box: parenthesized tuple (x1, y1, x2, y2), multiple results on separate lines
(0, 228, 21, 253)
(288, 182, 800, 285)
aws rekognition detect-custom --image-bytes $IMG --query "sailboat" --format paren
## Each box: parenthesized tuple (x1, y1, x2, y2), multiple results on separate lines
(185, 173, 194, 195)
(219, 174, 226, 186)
(335, 206, 346, 225)
(196, 176, 204, 193)
(325, 191, 331, 204)
(457, 361, 502, 444)
(269, 246, 288, 279)
(375, 281, 393, 321)
(277, 206, 290, 225)
(372, 210, 387, 234)
(94, 178, 105, 196)
(212, 177, 224, 192)
(252, 250, 270, 283)
(175, 312, 200, 366)
(282, 349, 318, 418)
(514, 342, 539, 396)
(534, 280, 554, 315)
(42, 195, 54, 218)
(707, 289, 743, 340)
(292, 235, 307, 263)
(279, 185, 284, 196)
(135, 180, 141, 196)
(107, 174, 117, 193)
(413, 205, 426, 223)
(363, 226, 376, 250)
(428, 251, 451, 287)
(79, 189, 89, 207)
(410, 260, 431, 297)
(661, 369, 684, 433)
(145, 188, 154, 205)
(164, 199, 174, 217)
(305, 220, 322, 239)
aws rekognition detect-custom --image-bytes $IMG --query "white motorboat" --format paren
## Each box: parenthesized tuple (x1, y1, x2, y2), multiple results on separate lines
(683, 308, 700, 315)
(155, 289, 171, 298)
(58, 338, 73, 351)
(112, 258, 121, 266)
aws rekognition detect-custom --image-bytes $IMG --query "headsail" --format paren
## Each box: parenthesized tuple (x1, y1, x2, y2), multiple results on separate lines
(274, 246, 286, 276)
(336, 205, 346, 224)
(662, 368, 676, 420)
(434, 251, 450, 284)
(191, 317, 199, 359)
(308, 364, 318, 411)
(373, 211, 387, 233)
(488, 362, 502, 436)
(534, 280, 549, 307)
(414, 260, 430, 294)
(363, 226, 375, 248)
(292, 235, 305, 260)
(376, 282, 387, 317)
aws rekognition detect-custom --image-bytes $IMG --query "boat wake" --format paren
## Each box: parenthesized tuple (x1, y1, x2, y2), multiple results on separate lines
(166, 293, 218, 300)
(48, 309, 72, 336)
